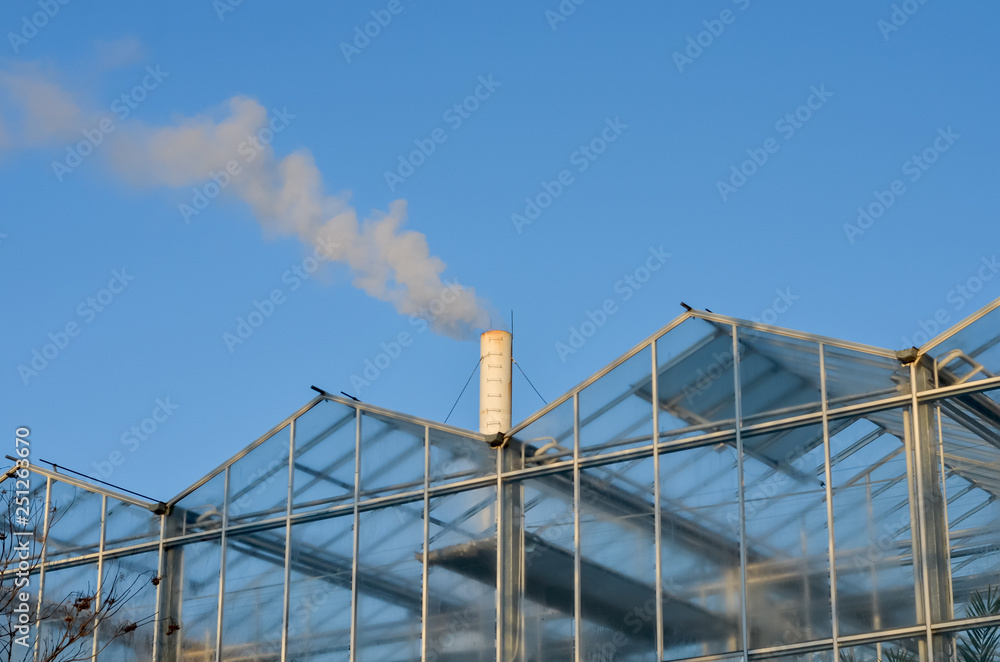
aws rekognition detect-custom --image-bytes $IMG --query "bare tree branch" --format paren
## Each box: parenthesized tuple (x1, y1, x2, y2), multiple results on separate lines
(0, 478, 162, 662)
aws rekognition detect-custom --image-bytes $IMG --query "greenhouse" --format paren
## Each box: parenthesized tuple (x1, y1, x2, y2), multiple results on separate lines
(4, 297, 1000, 662)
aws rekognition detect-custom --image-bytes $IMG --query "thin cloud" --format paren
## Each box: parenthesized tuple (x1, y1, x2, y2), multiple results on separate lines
(0, 65, 88, 146)
(92, 36, 146, 70)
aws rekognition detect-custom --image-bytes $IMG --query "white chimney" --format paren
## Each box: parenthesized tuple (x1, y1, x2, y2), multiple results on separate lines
(479, 330, 512, 435)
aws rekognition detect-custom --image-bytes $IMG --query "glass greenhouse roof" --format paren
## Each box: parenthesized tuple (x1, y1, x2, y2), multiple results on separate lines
(5, 296, 1000, 661)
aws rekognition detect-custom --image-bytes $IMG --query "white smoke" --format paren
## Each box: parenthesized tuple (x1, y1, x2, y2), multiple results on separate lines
(0, 66, 491, 339)
(0, 64, 87, 146)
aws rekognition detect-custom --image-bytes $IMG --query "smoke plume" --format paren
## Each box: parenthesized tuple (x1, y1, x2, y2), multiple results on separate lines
(0, 65, 490, 339)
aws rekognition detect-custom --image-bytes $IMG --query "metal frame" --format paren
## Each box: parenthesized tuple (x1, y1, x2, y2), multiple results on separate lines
(918, 295, 1000, 355)
(9, 295, 1000, 662)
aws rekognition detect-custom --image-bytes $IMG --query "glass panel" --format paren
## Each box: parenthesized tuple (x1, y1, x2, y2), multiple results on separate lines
(292, 399, 357, 513)
(38, 562, 97, 660)
(743, 423, 831, 648)
(660, 442, 742, 659)
(12, 572, 41, 653)
(425, 486, 497, 661)
(579, 345, 654, 458)
(755, 651, 832, 662)
(173, 471, 225, 535)
(359, 412, 424, 500)
(97, 551, 159, 661)
(823, 345, 907, 412)
(839, 637, 923, 662)
(356, 501, 424, 660)
(512, 397, 574, 467)
(933, 390, 1000, 619)
(2, 470, 46, 561)
(521, 472, 574, 661)
(227, 425, 290, 525)
(47, 480, 103, 560)
(656, 317, 737, 442)
(952, 619, 1000, 662)
(429, 427, 495, 487)
(105, 497, 160, 550)
(286, 515, 354, 659)
(830, 413, 918, 635)
(924, 304, 1000, 387)
(579, 456, 656, 660)
(739, 329, 822, 425)
(221, 528, 286, 657)
(160, 538, 221, 661)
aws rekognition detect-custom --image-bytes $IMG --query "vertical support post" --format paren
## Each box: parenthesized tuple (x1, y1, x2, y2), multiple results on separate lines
(215, 468, 231, 662)
(92, 494, 108, 660)
(801, 526, 812, 638)
(651, 340, 664, 661)
(908, 362, 953, 659)
(33, 476, 52, 662)
(732, 326, 750, 662)
(421, 425, 430, 661)
(902, 402, 923, 634)
(152, 507, 165, 662)
(934, 390, 955, 621)
(573, 392, 582, 662)
(155, 504, 185, 662)
(280, 420, 295, 662)
(349, 408, 362, 662)
(820, 345, 841, 659)
(496, 443, 523, 661)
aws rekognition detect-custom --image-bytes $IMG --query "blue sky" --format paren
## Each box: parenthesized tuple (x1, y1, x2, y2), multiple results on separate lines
(2, 1, 998, 502)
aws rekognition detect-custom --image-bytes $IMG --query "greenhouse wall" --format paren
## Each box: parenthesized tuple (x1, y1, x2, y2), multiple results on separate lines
(4, 298, 1000, 662)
